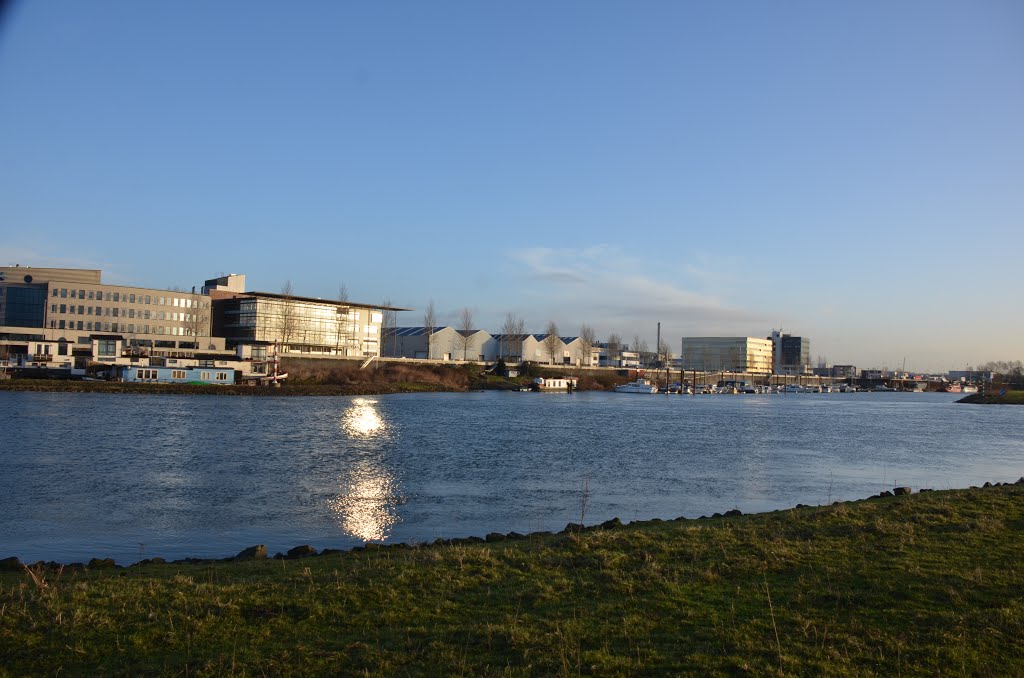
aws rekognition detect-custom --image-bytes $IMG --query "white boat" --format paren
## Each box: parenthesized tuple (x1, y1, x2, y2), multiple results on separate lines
(614, 378, 658, 394)
(532, 377, 577, 392)
(961, 384, 979, 394)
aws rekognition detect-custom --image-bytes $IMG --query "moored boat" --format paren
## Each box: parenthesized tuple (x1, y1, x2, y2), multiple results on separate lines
(531, 377, 577, 392)
(614, 378, 658, 394)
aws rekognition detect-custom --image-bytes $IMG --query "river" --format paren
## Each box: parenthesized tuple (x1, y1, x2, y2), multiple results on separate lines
(1, 390, 1021, 564)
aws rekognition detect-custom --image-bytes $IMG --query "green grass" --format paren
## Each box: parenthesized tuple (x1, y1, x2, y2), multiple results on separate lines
(3, 484, 1023, 675)
(960, 389, 1024, 405)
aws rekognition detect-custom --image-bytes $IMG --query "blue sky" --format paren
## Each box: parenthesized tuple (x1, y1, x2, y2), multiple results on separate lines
(1, 1, 1021, 372)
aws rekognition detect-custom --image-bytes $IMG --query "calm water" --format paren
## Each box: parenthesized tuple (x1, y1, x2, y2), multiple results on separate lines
(1, 390, 1022, 564)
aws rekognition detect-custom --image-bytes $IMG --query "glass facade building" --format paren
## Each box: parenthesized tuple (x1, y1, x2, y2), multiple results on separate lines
(213, 293, 389, 357)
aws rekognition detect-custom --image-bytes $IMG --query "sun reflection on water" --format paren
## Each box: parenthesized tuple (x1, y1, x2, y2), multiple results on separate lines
(331, 398, 402, 542)
(329, 467, 403, 542)
(342, 398, 388, 437)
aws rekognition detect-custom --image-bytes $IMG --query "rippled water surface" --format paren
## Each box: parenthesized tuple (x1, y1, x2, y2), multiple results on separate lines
(1, 390, 1022, 563)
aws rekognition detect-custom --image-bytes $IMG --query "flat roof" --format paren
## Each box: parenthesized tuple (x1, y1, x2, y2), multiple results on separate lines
(242, 291, 412, 312)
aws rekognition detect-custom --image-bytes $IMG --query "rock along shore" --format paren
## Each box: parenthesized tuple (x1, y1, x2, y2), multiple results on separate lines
(5, 477, 1022, 572)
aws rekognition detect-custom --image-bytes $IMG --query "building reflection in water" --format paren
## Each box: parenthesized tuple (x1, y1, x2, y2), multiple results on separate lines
(329, 399, 403, 542)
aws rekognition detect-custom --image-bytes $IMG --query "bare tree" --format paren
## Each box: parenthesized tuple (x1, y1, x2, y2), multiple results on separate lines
(500, 312, 525, 360)
(633, 335, 649, 368)
(187, 297, 211, 346)
(423, 300, 437, 360)
(335, 284, 351, 356)
(544, 321, 561, 365)
(458, 307, 474, 361)
(380, 298, 396, 357)
(658, 338, 672, 370)
(606, 332, 622, 367)
(577, 324, 596, 368)
(278, 280, 297, 347)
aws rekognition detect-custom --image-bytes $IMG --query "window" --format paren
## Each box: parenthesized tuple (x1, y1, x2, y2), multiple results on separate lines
(112, 308, 119, 317)
(200, 371, 211, 380)
(144, 310, 150, 319)
(105, 292, 111, 301)
(113, 292, 119, 302)
(78, 306, 84, 314)
(51, 304, 57, 313)
(145, 295, 151, 304)
(69, 306, 75, 314)
(173, 298, 179, 307)
(58, 343, 68, 356)
(88, 291, 94, 300)
(61, 288, 67, 298)
(129, 309, 135, 318)
(77, 321, 83, 330)
(71, 289, 77, 298)
(105, 308, 110, 316)
(371, 312, 383, 323)
(60, 304, 66, 313)
(216, 372, 229, 381)
(129, 294, 135, 303)
(52, 289, 58, 297)
(103, 322, 110, 332)
(143, 325, 149, 333)
(171, 370, 186, 379)
(97, 339, 116, 356)
(87, 322, 93, 331)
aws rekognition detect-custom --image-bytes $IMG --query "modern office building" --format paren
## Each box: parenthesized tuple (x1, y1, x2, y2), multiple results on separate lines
(1, 266, 223, 370)
(208, 275, 406, 358)
(679, 337, 774, 374)
(769, 330, 811, 375)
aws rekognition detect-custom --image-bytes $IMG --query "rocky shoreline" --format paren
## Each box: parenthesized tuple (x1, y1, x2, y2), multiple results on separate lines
(5, 478, 1022, 572)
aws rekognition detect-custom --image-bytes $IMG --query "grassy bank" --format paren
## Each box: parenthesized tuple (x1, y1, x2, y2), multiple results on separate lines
(0, 361, 627, 396)
(3, 484, 1023, 675)
(959, 389, 1024, 405)
(0, 377, 455, 397)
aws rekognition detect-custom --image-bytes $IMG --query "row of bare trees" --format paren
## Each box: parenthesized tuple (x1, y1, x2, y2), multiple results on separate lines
(281, 279, 668, 366)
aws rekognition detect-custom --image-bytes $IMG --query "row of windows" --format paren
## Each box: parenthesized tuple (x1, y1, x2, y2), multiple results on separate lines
(49, 320, 199, 335)
(51, 287, 207, 309)
(50, 304, 197, 322)
(135, 369, 229, 381)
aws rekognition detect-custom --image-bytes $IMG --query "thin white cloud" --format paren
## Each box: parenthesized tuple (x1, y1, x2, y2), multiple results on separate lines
(505, 246, 772, 340)
(2, 246, 108, 272)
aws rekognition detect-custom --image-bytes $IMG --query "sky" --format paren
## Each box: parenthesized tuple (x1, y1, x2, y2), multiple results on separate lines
(1, 1, 1021, 372)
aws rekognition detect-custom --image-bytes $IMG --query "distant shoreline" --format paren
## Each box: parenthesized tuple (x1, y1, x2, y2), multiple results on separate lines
(0, 378, 455, 397)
